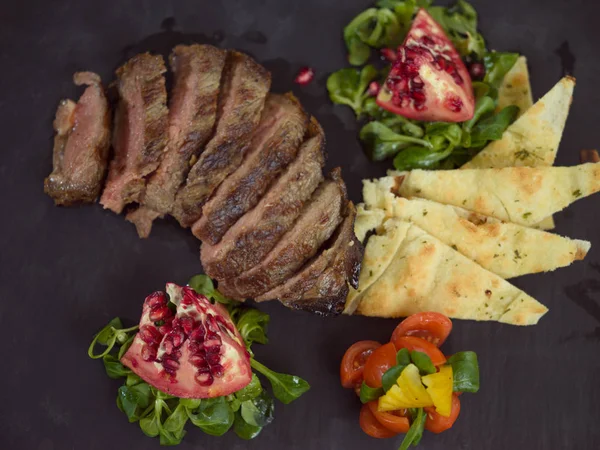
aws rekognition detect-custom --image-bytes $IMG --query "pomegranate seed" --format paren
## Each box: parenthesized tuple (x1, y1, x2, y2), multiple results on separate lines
(141, 344, 157, 362)
(195, 372, 214, 386)
(446, 96, 463, 112)
(139, 325, 162, 344)
(179, 316, 195, 334)
(206, 351, 221, 365)
(190, 323, 206, 341)
(181, 288, 195, 305)
(145, 291, 166, 308)
(206, 315, 220, 334)
(163, 337, 175, 355)
(162, 357, 180, 371)
(149, 305, 170, 322)
(158, 324, 172, 335)
(189, 354, 208, 368)
(367, 81, 380, 96)
(211, 364, 224, 378)
(204, 335, 222, 349)
(469, 62, 485, 80)
(294, 67, 314, 86)
(380, 48, 397, 62)
(170, 329, 185, 347)
(188, 341, 203, 354)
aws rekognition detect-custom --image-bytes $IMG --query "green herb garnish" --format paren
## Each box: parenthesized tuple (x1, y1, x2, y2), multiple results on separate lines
(327, 0, 521, 170)
(88, 274, 310, 446)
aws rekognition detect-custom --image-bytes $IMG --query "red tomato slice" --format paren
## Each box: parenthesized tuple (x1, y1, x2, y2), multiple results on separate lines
(392, 336, 447, 366)
(363, 342, 397, 388)
(425, 393, 461, 433)
(391, 312, 452, 347)
(359, 403, 398, 438)
(340, 341, 381, 388)
(367, 401, 410, 434)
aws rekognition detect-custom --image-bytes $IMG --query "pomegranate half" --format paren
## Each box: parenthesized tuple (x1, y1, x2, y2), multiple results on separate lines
(121, 283, 252, 398)
(377, 9, 475, 122)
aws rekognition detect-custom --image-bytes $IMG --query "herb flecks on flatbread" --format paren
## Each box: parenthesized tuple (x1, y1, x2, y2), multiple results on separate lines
(358, 193, 590, 279)
(353, 221, 548, 326)
(393, 163, 600, 226)
(462, 76, 575, 170)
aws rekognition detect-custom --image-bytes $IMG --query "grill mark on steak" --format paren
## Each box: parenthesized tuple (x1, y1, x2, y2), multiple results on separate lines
(200, 118, 325, 280)
(126, 45, 227, 237)
(217, 167, 347, 300)
(172, 51, 271, 227)
(44, 72, 111, 205)
(256, 202, 361, 310)
(192, 93, 308, 244)
(100, 53, 168, 214)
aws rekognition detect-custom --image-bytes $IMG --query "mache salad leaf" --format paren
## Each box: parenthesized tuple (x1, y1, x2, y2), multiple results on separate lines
(88, 274, 310, 446)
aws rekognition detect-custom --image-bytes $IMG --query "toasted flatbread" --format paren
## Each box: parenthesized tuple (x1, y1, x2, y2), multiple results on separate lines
(354, 204, 385, 242)
(392, 163, 600, 226)
(345, 219, 408, 315)
(353, 221, 548, 326)
(477, 59, 558, 230)
(462, 76, 575, 170)
(496, 56, 534, 118)
(359, 194, 590, 279)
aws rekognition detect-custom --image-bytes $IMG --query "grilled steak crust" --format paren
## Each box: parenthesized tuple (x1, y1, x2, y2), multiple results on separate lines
(126, 45, 227, 237)
(172, 51, 271, 227)
(100, 53, 168, 214)
(192, 93, 308, 244)
(44, 72, 111, 205)
(200, 118, 325, 280)
(256, 202, 361, 311)
(218, 167, 347, 300)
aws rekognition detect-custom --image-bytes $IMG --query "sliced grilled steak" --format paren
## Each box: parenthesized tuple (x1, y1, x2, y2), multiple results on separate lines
(172, 51, 271, 227)
(192, 93, 308, 244)
(201, 119, 325, 280)
(126, 45, 227, 237)
(256, 202, 361, 311)
(217, 168, 347, 300)
(44, 72, 111, 205)
(280, 204, 363, 316)
(100, 53, 168, 214)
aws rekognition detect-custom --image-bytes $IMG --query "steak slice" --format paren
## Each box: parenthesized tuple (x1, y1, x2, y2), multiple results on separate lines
(172, 51, 271, 227)
(192, 93, 308, 244)
(44, 72, 111, 205)
(217, 167, 347, 300)
(256, 201, 362, 317)
(126, 45, 227, 237)
(100, 53, 168, 214)
(201, 119, 325, 280)
(281, 204, 363, 316)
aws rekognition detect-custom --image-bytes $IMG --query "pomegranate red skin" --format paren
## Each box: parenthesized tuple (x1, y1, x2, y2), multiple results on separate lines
(377, 9, 475, 122)
(121, 285, 252, 399)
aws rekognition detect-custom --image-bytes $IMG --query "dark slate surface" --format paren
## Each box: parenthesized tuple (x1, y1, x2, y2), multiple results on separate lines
(1, 0, 599, 449)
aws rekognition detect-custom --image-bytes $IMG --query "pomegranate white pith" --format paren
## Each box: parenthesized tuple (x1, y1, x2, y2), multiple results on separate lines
(121, 283, 251, 398)
(377, 9, 475, 122)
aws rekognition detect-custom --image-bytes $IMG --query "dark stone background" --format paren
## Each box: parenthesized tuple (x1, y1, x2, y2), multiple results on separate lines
(1, 0, 599, 449)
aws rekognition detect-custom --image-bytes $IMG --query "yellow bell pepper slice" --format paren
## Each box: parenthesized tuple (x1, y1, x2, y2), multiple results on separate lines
(422, 365, 453, 417)
(378, 364, 433, 412)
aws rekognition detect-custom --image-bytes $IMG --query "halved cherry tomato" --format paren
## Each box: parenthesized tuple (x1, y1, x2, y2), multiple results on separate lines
(359, 403, 398, 438)
(425, 394, 461, 433)
(340, 341, 381, 388)
(391, 312, 452, 347)
(366, 401, 410, 434)
(392, 336, 447, 366)
(363, 342, 397, 388)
